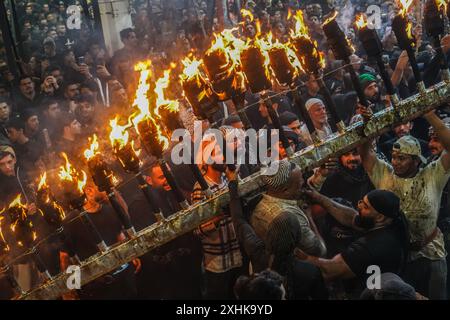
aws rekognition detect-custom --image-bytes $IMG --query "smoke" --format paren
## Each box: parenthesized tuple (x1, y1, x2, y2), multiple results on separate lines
(336, 0, 355, 35)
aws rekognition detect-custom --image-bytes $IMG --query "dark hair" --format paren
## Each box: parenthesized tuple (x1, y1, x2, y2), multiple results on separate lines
(279, 111, 299, 126)
(119, 28, 135, 42)
(40, 97, 59, 111)
(222, 115, 242, 126)
(79, 80, 99, 93)
(234, 270, 284, 300)
(5, 117, 25, 130)
(0, 96, 11, 106)
(59, 112, 76, 128)
(18, 75, 32, 84)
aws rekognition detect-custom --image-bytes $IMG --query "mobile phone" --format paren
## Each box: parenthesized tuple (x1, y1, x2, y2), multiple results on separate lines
(77, 56, 85, 65)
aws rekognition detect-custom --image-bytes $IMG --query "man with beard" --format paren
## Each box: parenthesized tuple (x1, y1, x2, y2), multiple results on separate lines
(192, 134, 243, 299)
(358, 111, 450, 299)
(251, 159, 327, 258)
(320, 149, 375, 208)
(359, 73, 385, 113)
(298, 189, 410, 298)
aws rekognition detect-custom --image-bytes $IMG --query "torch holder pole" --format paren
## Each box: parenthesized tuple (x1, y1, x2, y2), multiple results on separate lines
(79, 213, 108, 253)
(264, 97, 294, 157)
(405, 47, 426, 93)
(316, 75, 346, 134)
(30, 246, 52, 281)
(231, 94, 253, 130)
(107, 193, 136, 238)
(159, 159, 190, 210)
(344, 61, 370, 108)
(54, 226, 80, 264)
(135, 173, 165, 222)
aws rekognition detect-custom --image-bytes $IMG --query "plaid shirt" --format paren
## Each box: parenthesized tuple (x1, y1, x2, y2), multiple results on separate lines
(192, 176, 243, 273)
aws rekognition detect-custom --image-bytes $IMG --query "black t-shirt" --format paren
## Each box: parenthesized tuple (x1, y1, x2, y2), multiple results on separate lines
(341, 225, 405, 281)
(63, 203, 123, 261)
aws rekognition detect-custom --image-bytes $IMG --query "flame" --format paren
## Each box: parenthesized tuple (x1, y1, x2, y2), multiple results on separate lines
(290, 10, 309, 38)
(58, 152, 87, 194)
(131, 140, 141, 157)
(436, 0, 448, 12)
(131, 60, 169, 151)
(406, 21, 414, 41)
(8, 194, 34, 242)
(180, 55, 208, 101)
(155, 68, 180, 115)
(77, 170, 87, 194)
(398, 0, 414, 16)
(322, 10, 338, 26)
(37, 172, 47, 191)
(109, 116, 131, 150)
(355, 14, 368, 29)
(84, 134, 100, 161)
(241, 8, 254, 22)
(0, 216, 10, 252)
(288, 10, 326, 72)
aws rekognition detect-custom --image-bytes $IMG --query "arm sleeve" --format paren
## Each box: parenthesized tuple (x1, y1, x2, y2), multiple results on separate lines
(229, 180, 269, 271)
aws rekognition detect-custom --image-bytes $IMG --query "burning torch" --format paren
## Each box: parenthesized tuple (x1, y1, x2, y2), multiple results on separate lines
(264, 32, 319, 145)
(132, 62, 190, 210)
(109, 117, 166, 222)
(0, 216, 23, 295)
(156, 69, 214, 199)
(424, 0, 450, 80)
(355, 14, 400, 107)
(322, 11, 373, 118)
(58, 152, 108, 253)
(7, 194, 52, 280)
(36, 172, 80, 264)
(290, 10, 346, 134)
(392, 0, 426, 92)
(84, 134, 137, 238)
(202, 31, 253, 129)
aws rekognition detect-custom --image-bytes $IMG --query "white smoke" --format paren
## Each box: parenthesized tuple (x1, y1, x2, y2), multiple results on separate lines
(336, 0, 355, 35)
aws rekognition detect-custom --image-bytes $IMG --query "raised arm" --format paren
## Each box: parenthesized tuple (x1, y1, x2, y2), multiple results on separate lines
(424, 111, 450, 171)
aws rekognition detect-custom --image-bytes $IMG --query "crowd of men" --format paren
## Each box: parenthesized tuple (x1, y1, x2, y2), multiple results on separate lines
(0, 0, 449, 300)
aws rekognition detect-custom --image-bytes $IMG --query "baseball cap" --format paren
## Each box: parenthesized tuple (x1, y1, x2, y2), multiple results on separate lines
(392, 135, 427, 164)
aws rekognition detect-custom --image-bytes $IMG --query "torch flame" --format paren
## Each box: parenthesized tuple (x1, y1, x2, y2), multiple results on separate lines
(241, 8, 254, 22)
(109, 116, 131, 150)
(58, 152, 87, 194)
(290, 10, 309, 38)
(84, 134, 100, 161)
(322, 10, 339, 27)
(406, 21, 414, 41)
(77, 170, 87, 194)
(131, 60, 169, 151)
(155, 68, 180, 115)
(37, 172, 47, 191)
(436, 0, 448, 12)
(355, 14, 368, 29)
(0, 215, 10, 252)
(398, 0, 414, 16)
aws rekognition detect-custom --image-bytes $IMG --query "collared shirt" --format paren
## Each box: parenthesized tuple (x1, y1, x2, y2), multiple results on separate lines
(251, 194, 326, 257)
(368, 156, 450, 261)
(192, 175, 242, 273)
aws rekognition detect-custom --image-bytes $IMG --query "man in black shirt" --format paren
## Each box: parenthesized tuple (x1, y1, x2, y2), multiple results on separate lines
(60, 182, 138, 299)
(298, 189, 410, 296)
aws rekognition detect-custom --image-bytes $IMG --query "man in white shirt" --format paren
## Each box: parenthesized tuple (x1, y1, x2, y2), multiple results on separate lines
(358, 111, 450, 299)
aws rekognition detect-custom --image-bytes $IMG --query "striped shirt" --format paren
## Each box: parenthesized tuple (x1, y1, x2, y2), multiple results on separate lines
(192, 176, 243, 273)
